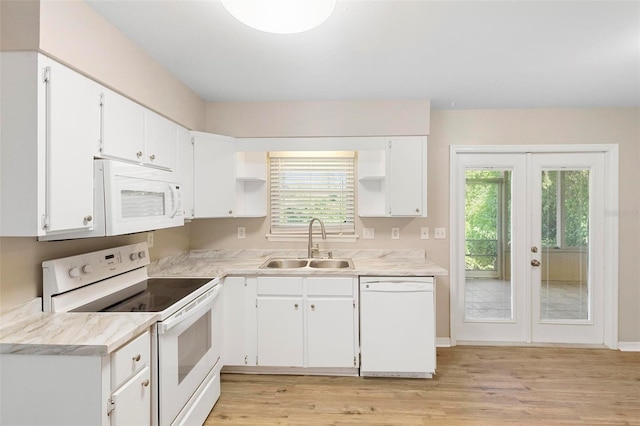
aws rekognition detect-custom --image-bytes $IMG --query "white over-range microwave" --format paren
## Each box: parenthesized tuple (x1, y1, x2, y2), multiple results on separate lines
(40, 159, 183, 240)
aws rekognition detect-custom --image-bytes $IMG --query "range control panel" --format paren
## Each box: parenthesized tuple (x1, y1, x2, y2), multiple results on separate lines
(43, 242, 150, 300)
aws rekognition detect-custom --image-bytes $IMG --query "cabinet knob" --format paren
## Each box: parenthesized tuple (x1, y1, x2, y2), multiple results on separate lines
(132, 354, 141, 362)
(228, 209, 233, 215)
(294, 303, 299, 310)
(149, 154, 156, 161)
(311, 304, 316, 311)
(141, 379, 150, 387)
(136, 151, 143, 158)
(83, 215, 93, 224)
(415, 208, 420, 213)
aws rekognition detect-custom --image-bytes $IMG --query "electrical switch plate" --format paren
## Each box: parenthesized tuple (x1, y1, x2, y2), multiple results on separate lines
(363, 228, 375, 239)
(391, 227, 400, 240)
(434, 227, 446, 239)
(421, 227, 430, 239)
(237, 227, 246, 239)
(147, 232, 154, 248)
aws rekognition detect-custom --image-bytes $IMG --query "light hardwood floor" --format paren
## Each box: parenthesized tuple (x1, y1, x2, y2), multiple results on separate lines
(205, 346, 640, 425)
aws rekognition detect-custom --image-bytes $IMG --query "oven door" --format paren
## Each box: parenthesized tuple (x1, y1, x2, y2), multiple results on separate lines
(156, 285, 222, 426)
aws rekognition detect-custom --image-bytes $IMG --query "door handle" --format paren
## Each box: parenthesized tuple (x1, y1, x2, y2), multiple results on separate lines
(531, 259, 541, 267)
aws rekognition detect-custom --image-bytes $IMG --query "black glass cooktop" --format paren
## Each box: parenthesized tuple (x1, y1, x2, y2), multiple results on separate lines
(102, 277, 213, 313)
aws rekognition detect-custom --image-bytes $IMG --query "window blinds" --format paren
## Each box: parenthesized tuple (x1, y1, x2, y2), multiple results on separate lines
(269, 154, 355, 234)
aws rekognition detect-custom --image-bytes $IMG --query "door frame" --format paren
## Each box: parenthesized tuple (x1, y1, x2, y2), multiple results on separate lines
(449, 144, 619, 349)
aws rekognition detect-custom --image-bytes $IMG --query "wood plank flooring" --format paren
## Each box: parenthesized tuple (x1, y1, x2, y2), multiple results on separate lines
(205, 346, 640, 425)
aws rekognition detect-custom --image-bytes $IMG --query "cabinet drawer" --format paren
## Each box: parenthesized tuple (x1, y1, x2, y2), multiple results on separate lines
(257, 277, 303, 296)
(111, 331, 150, 390)
(306, 277, 354, 296)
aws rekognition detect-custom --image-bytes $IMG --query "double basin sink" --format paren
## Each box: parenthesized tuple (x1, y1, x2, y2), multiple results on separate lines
(260, 258, 354, 269)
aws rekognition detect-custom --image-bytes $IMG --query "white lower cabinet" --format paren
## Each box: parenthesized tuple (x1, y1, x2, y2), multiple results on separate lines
(252, 276, 358, 370)
(257, 296, 304, 367)
(306, 298, 357, 368)
(0, 330, 151, 426)
(110, 366, 151, 426)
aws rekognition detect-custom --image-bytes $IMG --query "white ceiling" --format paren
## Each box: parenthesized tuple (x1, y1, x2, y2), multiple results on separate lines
(86, 0, 640, 109)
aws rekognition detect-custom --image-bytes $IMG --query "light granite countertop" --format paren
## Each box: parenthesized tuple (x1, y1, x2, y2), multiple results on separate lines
(0, 249, 446, 357)
(0, 298, 157, 356)
(148, 249, 448, 278)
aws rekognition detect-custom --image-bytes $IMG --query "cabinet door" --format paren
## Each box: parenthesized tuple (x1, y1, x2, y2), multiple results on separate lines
(306, 298, 356, 368)
(193, 134, 236, 217)
(223, 277, 257, 366)
(46, 60, 100, 233)
(387, 138, 423, 216)
(100, 89, 145, 163)
(176, 127, 194, 218)
(110, 366, 151, 426)
(387, 138, 426, 216)
(144, 110, 177, 169)
(256, 298, 303, 367)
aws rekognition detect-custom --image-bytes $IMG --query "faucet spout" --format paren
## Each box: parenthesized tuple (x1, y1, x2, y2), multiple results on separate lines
(308, 218, 326, 258)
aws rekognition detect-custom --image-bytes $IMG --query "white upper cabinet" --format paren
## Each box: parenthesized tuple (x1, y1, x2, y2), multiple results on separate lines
(358, 137, 427, 217)
(192, 132, 267, 218)
(387, 137, 424, 216)
(0, 52, 101, 237)
(193, 132, 236, 217)
(100, 88, 177, 170)
(176, 126, 194, 219)
(45, 59, 101, 233)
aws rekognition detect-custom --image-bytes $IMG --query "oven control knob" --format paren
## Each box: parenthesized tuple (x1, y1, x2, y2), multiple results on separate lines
(81, 264, 93, 274)
(130, 252, 139, 261)
(68, 267, 81, 278)
(138, 251, 146, 259)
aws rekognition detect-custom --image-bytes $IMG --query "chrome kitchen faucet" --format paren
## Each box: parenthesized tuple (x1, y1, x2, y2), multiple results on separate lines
(307, 218, 326, 258)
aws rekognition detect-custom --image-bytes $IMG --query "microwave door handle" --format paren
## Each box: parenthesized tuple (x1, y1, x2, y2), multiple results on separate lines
(168, 184, 181, 218)
(158, 286, 220, 334)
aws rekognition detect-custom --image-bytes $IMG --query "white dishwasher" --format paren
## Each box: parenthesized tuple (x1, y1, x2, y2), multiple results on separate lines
(359, 276, 436, 378)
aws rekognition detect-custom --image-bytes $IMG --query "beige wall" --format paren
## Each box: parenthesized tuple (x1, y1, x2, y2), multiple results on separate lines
(198, 105, 640, 342)
(1, 0, 206, 130)
(206, 100, 431, 137)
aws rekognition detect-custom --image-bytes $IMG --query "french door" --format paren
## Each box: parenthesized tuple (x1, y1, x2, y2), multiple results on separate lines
(451, 146, 617, 346)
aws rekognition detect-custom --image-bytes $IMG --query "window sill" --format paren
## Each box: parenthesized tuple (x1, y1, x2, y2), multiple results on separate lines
(265, 234, 359, 243)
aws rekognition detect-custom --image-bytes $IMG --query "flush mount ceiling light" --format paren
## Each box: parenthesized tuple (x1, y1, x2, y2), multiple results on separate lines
(221, 0, 336, 34)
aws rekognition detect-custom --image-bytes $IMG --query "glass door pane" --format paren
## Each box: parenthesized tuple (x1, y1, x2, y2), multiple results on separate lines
(464, 170, 512, 321)
(539, 170, 590, 321)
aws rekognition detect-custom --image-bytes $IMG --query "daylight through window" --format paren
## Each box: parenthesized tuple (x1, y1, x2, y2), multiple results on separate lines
(269, 152, 355, 235)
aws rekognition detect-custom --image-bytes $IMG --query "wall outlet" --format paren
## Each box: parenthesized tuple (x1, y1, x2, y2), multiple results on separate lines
(421, 227, 430, 239)
(363, 228, 375, 239)
(434, 227, 446, 239)
(391, 227, 400, 239)
(237, 227, 246, 239)
(147, 232, 154, 248)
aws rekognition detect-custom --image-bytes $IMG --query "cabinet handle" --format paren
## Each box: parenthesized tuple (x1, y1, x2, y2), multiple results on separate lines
(132, 354, 141, 362)
(149, 154, 156, 161)
(83, 215, 93, 224)
(136, 151, 143, 158)
(141, 379, 150, 387)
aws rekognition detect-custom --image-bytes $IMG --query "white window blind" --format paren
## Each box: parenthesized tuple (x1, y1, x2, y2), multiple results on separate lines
(269, 153, 355, 235)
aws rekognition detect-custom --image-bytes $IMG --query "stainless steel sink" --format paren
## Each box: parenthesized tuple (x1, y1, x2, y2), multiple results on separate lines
(259, 258, 354, 269)
(308, 259, 353, 269)
(262, 259, 308, 269)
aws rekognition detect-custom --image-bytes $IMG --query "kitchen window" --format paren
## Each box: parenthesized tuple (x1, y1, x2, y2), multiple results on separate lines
(268, 152, 355, 238)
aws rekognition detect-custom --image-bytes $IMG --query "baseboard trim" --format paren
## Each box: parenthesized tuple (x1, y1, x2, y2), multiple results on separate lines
(618, 342, 640, 352)
(436, 337, 451, 347)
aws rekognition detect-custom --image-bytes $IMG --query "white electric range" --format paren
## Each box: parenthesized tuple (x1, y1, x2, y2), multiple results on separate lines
(43, 242, 222, 426)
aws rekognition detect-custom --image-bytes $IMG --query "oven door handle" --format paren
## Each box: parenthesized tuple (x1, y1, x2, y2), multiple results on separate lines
(158, 285, 220, 334)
